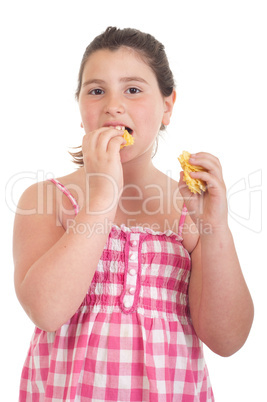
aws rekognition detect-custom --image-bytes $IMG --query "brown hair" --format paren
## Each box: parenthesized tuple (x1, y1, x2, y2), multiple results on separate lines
(70, 26, 175, 166)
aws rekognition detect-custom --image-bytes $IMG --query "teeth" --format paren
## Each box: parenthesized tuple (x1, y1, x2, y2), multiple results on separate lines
(115, 125, 125, 131)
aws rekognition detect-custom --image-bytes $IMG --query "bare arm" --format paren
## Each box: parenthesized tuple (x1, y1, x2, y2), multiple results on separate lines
(13, 181, 118, 332)
(189, 228, 254, 356)
(179, 152, 254, 356)
(14, 127, 126, 332)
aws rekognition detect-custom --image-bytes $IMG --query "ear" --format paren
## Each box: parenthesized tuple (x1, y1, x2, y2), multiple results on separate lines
(162, 90, 176, 126)
(80, 122, 84, 128)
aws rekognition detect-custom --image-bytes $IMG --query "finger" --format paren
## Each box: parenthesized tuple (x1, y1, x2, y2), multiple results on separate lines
(107, 135, 127, 154)
(82, 127, 111, 154)
(97, 128, 127, 154)
(189, 155, 223, 181)
(190, 152, 220, 163)
(190, 171, 223, 193)
(189, 153, 221, 167)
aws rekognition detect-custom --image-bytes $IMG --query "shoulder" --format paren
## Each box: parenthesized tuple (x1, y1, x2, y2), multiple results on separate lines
(151, 170, 182, 207)
(13, 181, 65, 273)
(16, 180, 55, 215)
(16, 169, 83, 226)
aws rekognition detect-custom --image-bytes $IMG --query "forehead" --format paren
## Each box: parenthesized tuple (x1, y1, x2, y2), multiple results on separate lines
(82, 47, 156, 81)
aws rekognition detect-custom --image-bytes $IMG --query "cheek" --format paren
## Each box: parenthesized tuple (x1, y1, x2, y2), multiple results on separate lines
(136, 99, 163, 127)
(79, 104, 98, 130)
(142, 103, 164, 132)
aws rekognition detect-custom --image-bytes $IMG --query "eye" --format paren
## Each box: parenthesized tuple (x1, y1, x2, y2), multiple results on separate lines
(88, 88, 104, 95)
(126, 87, 141, 94)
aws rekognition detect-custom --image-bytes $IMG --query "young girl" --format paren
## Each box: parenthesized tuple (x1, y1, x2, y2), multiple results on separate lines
(14, 27, 254, 401)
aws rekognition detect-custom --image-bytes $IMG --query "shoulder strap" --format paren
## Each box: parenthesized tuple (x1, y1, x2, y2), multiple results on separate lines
(178, 203, 187, 237)
(48, 178, 79, 215)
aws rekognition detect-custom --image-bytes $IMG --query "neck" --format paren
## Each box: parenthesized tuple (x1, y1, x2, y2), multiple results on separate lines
(122, 153, 157, 189)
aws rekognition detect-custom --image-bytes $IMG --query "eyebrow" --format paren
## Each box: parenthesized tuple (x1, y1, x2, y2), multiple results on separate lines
(82, 76, 149, 87)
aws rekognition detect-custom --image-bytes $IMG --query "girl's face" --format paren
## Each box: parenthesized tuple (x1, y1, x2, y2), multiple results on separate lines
(78, 47, 175, 161)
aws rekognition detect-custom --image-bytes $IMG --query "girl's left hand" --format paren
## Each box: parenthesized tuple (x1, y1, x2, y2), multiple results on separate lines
(178, 152, 228, 230)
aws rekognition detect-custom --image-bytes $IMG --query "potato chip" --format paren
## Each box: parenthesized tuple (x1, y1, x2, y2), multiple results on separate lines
(120, 130, 134, 149)
(178, 151, 206, 194)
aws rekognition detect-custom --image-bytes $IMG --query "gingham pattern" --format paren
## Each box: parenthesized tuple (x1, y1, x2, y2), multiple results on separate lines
(19, 179, 214, 401)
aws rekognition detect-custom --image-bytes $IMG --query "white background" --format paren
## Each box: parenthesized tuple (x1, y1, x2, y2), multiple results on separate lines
(1, 0, 266, 400)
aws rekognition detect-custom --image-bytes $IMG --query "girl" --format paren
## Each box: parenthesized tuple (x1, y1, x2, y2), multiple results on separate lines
(14, 27, 254, 401)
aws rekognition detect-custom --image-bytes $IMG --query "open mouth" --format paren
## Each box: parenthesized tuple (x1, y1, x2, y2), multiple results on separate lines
(125, 126, 133, 135)
(114, 125, 133, 135)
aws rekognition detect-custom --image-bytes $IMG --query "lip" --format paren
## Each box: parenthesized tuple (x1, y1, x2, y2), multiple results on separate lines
(103, 121, 133, 134)
(103, 121, 125, 128)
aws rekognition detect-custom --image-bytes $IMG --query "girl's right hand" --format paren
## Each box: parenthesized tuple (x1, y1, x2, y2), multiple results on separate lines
(82, 127, 126, 209)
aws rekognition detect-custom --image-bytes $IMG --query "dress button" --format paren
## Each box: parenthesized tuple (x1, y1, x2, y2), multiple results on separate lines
(129, 268, 137, 276)
(131, 240, 138, 247)
(129, 287, 136, 294)
(123, 300, 132, 309)
(129, 253, 137, 261)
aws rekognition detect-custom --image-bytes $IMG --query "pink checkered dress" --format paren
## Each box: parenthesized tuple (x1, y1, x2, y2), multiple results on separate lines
(19, 179, 214, 401)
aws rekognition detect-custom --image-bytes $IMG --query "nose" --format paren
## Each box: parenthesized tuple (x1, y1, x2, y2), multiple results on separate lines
(104, 93, 125, 115)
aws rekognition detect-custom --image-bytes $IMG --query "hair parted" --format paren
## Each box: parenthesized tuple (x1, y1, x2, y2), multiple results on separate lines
(70, 26, 175, 166)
